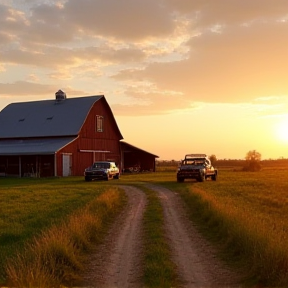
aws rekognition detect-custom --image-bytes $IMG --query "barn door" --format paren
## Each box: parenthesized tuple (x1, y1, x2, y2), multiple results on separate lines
(62, 154, 72, 176)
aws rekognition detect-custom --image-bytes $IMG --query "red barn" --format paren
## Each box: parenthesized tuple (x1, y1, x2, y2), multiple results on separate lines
(0, 90, 128, 177)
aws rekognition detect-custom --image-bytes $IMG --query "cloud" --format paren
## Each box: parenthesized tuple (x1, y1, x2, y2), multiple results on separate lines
(0, 0, 288, 115)
(0, 43, 146, 73)
(0, 4, 28, 35)
(0, 81, 84, 96)
(65, 0, 174, 41)
(166, 0, 288, 25)
(111, 88, 192, 116)
(79, 46, 147, 64)
(0, 32, 12, 45)
(115, 20, 288, 103)
(23, 3, 75, 44)
(0, 47, 76, 68)
(0, 81, 57, 95)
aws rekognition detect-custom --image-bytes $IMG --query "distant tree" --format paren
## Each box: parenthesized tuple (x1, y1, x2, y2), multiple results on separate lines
(243, 150, 262, 171)
(209, 154, 217, 166)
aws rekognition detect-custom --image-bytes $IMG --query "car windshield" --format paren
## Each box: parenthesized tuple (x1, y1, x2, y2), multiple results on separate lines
(93, 162, 110, 169)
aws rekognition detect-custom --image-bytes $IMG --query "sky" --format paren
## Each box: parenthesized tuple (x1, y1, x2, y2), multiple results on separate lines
(0, 0, 288, 160)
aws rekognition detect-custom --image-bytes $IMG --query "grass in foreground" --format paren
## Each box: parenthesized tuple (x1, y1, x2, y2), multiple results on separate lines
(5, 187, 126, 287)
(159, 169, 288, 287)
(139, 184, 178, 288)
(0, 177, 125, 285)
(3, 168, 288, 287)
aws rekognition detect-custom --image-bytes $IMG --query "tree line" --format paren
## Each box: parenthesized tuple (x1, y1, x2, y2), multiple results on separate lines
(157, 150, 288, 171)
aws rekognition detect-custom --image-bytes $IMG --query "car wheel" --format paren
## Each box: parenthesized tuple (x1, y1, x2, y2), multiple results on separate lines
(198, 173, 205, 182)
(114, 173, 120, 179)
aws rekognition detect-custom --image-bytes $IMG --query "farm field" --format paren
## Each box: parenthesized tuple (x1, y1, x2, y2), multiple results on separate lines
(1, 167, 288, 287)
(0, 178, 126, 285)
(160, 168, 288, 286)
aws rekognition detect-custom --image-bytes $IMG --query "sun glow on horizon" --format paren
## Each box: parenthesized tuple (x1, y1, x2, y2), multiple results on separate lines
(276, 116, 288, 143)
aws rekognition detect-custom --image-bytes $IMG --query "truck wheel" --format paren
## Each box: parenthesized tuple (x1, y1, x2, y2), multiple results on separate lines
(212, 174, 217, 181)
(198, 173, 205, 182)
(114, 173, 120, 179)
(85, 177, 91, 182)
(177, 177, 184, 183)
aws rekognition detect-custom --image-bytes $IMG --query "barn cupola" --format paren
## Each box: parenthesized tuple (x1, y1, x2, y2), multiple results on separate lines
(55, 89, 66, 102)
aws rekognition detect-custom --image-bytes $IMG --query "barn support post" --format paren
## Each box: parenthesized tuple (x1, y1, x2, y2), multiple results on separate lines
(36, 156, 39, 177)
(19, 156, 21, 178)
(54, 153, 57, 177)
(121, 150, 124, 174)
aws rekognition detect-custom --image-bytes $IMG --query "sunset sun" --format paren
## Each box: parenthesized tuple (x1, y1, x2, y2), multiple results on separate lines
(276, 117, 288, 143)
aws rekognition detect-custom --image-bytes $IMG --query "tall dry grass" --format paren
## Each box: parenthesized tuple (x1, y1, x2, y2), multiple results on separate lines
(166, 169, 288, 287)
(5, 188, 126, 288)
(0, 176, 113, 283)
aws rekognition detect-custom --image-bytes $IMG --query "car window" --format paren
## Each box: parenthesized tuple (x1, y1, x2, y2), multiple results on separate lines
(93, 163, 110, 169)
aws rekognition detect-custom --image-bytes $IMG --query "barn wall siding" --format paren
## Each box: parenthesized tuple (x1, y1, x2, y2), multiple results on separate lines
(80, 99, 122, 140)
(57, 99, 122, 176)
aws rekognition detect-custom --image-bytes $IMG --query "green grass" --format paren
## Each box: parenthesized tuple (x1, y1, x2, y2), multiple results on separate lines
(0, 177, 125, 284)
(159, 169, 288, 287)
(5, 188, 126, 287)
(1, 175, 179, 287)
(2, 168, 288, 287)
(138, 185, 178, 288)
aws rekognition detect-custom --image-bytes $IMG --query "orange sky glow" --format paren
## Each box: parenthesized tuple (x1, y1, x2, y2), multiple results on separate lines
(0, 0, 287, 160)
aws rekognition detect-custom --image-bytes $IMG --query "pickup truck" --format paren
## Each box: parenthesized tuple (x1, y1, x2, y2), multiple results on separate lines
(177, 154, 217, 182)
(84, 161, 120, 181)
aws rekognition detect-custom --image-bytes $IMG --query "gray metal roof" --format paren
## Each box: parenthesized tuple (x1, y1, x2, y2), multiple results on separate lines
(0, 137, 76, 155)
(0, 95, 102, 138)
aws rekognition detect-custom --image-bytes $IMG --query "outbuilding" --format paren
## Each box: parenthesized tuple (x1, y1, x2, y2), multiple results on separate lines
(120, 141, 158, 173)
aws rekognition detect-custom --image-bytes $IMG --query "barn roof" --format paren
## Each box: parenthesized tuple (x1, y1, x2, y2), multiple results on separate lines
(0, 137, 76, 155)
(0, 95, 121, 139)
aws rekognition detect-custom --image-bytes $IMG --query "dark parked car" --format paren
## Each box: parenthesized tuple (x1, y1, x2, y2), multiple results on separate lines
(177, 154, 217, 182)
(84, 161, 120, 181)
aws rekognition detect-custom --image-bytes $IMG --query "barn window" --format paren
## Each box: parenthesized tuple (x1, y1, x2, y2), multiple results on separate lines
(96, 115, 104, 132)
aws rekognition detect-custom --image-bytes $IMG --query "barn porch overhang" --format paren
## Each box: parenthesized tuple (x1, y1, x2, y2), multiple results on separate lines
(0, 137, 76, 155)
(120, 141, 159, 173)
(120, 141, 159, 158)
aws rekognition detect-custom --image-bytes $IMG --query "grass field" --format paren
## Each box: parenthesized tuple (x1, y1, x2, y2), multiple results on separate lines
(1, 167, 288, 287)
(140, 184, 178, 288)
(0, 177, 126, 285)
(159, 168, 288, 286)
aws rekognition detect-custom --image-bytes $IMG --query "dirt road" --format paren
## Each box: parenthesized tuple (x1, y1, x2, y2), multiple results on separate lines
(82, 186, 146, 288)
(82, 184, 241, 288)
(148, 184, 241, 288)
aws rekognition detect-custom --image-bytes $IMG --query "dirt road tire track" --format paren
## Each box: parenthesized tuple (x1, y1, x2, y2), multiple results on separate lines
(81, 186, 146, 288)
(81, 184, 242, 288)
(148, 184, 242, 288)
